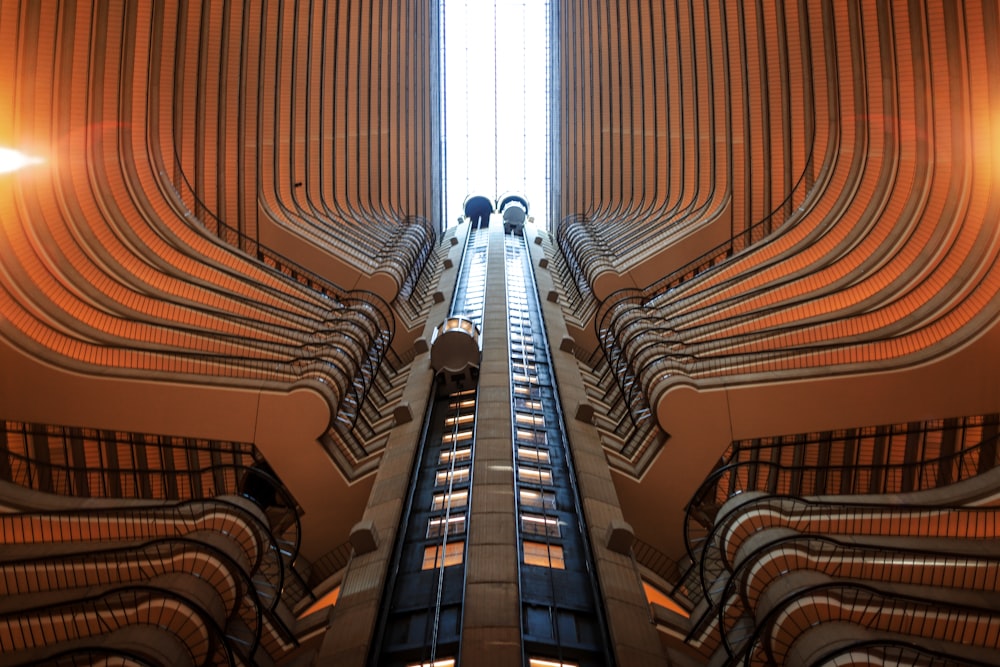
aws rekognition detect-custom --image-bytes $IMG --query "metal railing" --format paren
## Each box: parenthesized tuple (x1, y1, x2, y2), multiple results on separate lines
(685, 426, 1000, 565)
(0, 585, 239, 667)
(742, 582, 1000, 666)
(712, 532, 1000, 660)
(0, 536, 268, 663)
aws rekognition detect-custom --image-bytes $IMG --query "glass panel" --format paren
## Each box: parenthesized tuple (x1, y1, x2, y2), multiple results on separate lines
(441, 430, 473, 444)
(520, 488, 557, 509)
(522, 513, 560, 537)
(422, 542, 464, 570)
(529, 659, 577, 667)
(523, 541, 564, 569)
(435, 466, 470, 486)
(516, 412, 546, 428)
(439, 447, 472, 464)
(517, 447, 550, 464)
(431, 489, 469, 511)
(516, 428, 547, 445)
(427, 515, 466, 538)
(444, 413, 475, 426)
(518, 465, 552, 485)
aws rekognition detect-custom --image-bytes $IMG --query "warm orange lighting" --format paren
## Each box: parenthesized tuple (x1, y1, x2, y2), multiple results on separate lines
(518, 465, 553, 485)
(406, 660, 455, 667)
(297, 585, 340, 618)
(523, 541, 564, 569)
(529, 659, 578, 667)
(0, 147, 43, 174)
(422, 542, 464, 569)
(643, 582, 690, 618)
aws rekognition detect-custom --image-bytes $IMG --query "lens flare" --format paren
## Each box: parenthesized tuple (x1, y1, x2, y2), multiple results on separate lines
(0, 147, 44, 174)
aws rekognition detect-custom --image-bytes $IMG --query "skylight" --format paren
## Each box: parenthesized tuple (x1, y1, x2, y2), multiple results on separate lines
(442, 0, 550, 228)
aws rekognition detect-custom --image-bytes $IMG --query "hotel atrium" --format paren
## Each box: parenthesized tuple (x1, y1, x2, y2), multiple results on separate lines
(1, 1, 999, 666)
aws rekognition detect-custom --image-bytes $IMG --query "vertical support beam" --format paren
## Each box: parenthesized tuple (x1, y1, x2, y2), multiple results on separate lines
(460, 222, 521, 664)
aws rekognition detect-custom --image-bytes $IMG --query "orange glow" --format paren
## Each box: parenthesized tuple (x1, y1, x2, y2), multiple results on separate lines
(0, 147, 43, 174)
(422, 542, 464, 569)
(523, 541, 564, 569)
(643, 582, 690, 618)
(297, 585, 340, 618)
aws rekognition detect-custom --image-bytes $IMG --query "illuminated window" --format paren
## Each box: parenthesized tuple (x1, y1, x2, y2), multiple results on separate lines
(407, 659, 456, 667)
(441, 429, 473, 445)
(422, 542, 464, 569)
(528, 659, 577, 667)
(520, 488, 556, 510)
(518, 465, 552, 485)
(427, 515, 466, 538)
(439, 447, 472, 464)
(516, 428, 547, 445)
(523, 541, 564, 569)
(449, 398, 477, 410)
(517, 447, 550, 464)
(431, 489, 468, 511)
(444, 413, 475, 426)
(522, 513, 560, 537)
(516, 412, 545, 428)
(435, 466, 470, 486)
(515, 399, 544, 412)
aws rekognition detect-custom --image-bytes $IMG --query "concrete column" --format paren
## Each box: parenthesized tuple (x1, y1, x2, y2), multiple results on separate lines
(460, 222, 522, 664)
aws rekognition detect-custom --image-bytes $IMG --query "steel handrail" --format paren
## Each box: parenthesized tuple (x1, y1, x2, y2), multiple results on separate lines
(0, 584, 239, 667)
(712, 531, 1000, 658)
(0, 485, 298, 614)
(808, 638, 1000, 667)
(0, 535, 270, 662)
(684, 427, 1000, 563)
(740, 581, 1000, 667)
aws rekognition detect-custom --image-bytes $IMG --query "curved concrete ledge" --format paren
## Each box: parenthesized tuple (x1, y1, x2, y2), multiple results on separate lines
(0, 339, 335, 446)
(614, 323, 1000, 565)
(365, 270, 401, 304)
(592, 268, 638, 303)
(0, 339, 371, 559)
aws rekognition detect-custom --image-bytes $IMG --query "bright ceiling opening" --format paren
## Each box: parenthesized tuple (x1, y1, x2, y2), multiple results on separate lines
(442, 0, 551, 229)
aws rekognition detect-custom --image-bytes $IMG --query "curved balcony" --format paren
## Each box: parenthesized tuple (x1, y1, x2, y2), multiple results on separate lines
(0, 538, 265, 663)
(591, 0, 1000, 439)
(556, 0, 818, 306)
(0, 422, 306, 602)
(0, 586, 237, 667)
(686, 416, 1000, 575)
(807, 639, 1000, 667)
(160, 0, 437, 305)
(0, 0, 411, 489)
(715, 534, 1000, 661)
(0, 490, 307, 663)
(743, 582, 1000, 667)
